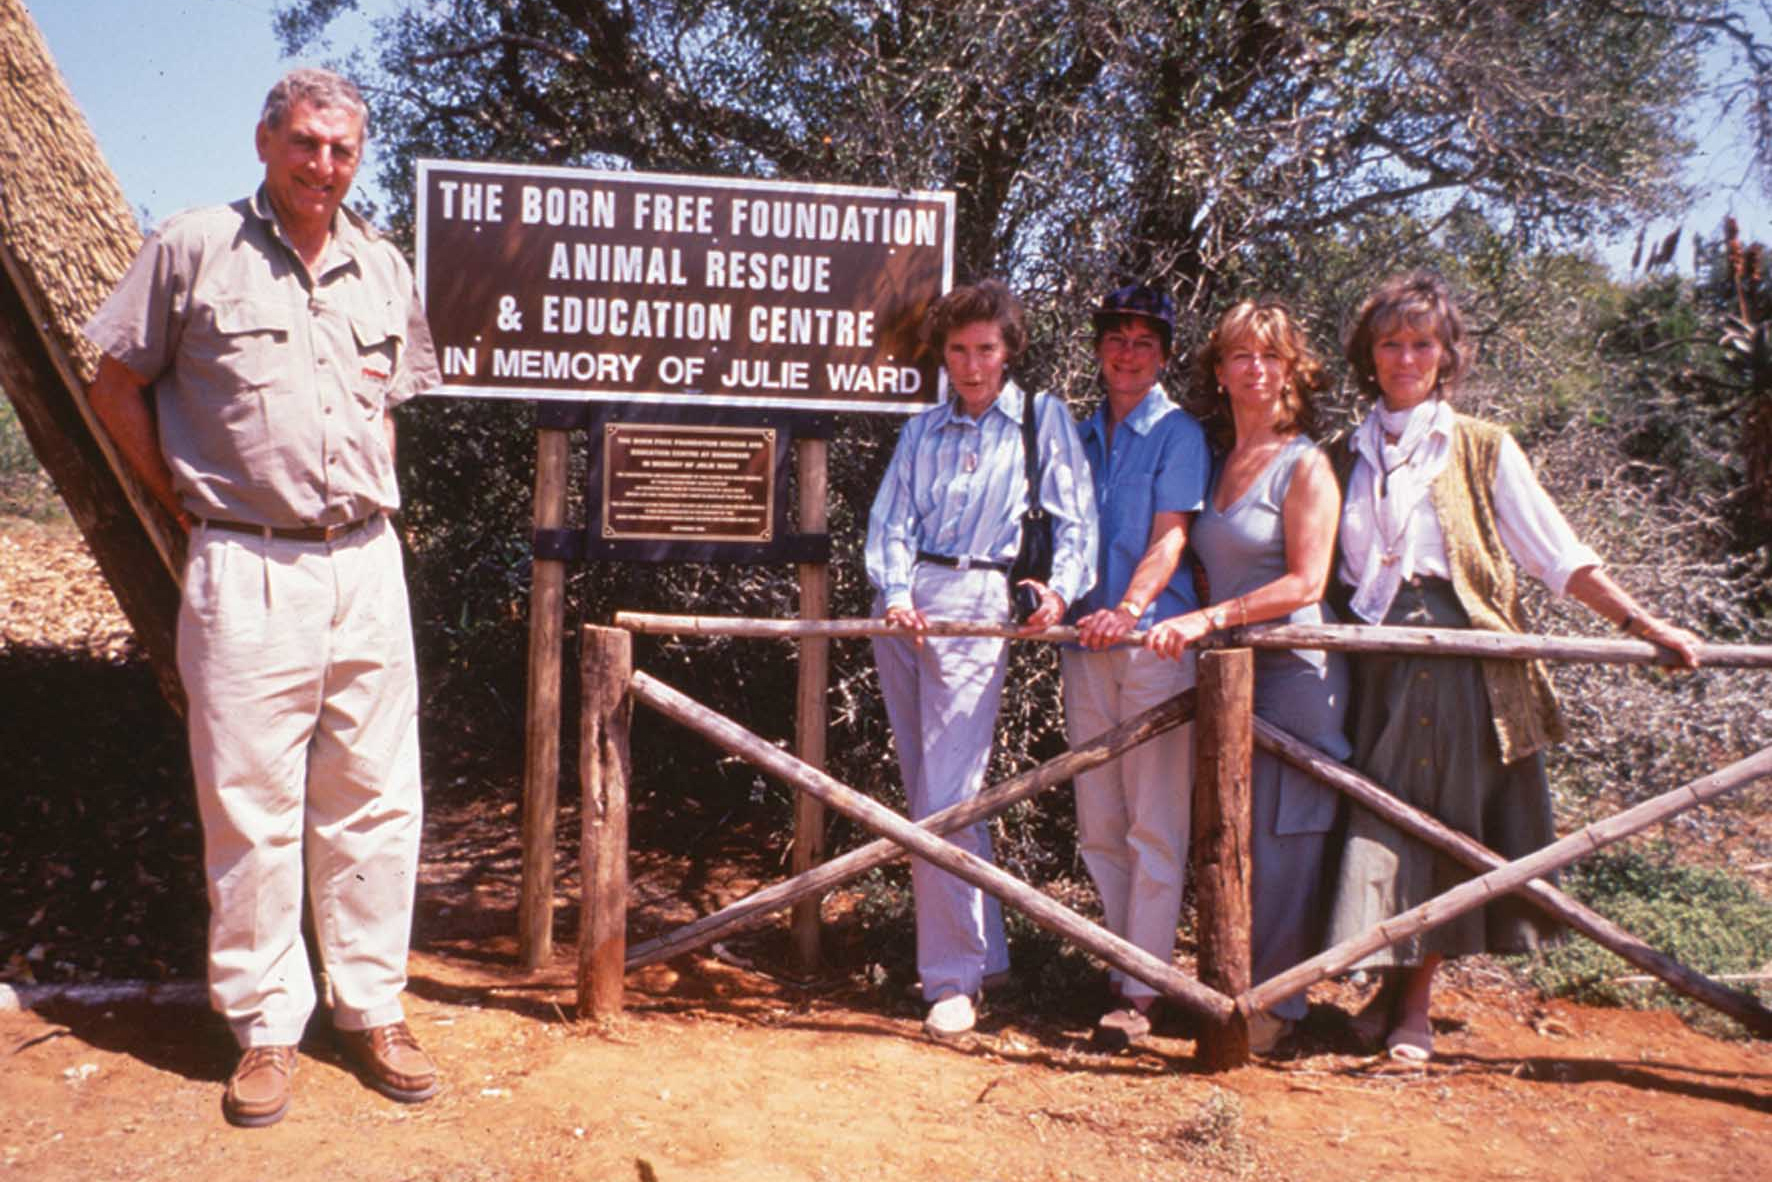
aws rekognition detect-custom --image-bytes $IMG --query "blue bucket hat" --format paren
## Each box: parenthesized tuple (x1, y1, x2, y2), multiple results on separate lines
(1092, 284, 1177, 354)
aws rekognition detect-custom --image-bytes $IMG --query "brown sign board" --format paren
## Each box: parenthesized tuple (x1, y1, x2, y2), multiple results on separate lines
(415, 160, 953, 413)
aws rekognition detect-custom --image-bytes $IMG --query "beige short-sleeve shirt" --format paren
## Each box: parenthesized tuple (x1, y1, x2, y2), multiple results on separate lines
(85, 188, 441, 529)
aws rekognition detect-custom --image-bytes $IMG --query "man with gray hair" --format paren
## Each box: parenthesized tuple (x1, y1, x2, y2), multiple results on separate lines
(85, 67, 440, 1127)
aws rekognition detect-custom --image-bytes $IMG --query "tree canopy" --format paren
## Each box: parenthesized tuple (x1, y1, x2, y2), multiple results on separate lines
(279, 2, 1772, 301)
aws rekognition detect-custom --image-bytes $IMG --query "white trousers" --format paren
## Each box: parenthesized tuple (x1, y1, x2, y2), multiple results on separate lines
(179, 516, 422, 1047)
(1061, 645, 1195, 1002)
(872, 564, 1012, 1001)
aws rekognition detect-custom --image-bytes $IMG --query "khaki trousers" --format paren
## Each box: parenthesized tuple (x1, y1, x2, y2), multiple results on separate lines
(1061, 645, 1195, 1003)
(179, 516, 422, 1047)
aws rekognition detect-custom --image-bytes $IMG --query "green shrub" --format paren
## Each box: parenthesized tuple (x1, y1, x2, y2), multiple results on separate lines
(1518, 846, 1772, 1037)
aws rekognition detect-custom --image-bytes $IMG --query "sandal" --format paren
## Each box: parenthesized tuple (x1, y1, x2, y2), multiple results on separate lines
(1385, 1016, 1434, 1063)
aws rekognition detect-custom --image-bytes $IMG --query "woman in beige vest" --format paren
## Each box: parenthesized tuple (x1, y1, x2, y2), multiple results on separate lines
(1324, 272, 1701, 1062)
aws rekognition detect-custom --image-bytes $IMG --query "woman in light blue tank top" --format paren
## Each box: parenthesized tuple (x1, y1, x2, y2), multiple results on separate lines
(1147, 300, 1349, 1054)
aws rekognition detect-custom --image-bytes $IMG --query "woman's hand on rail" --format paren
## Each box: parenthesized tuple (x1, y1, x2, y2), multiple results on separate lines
(1144, 610, 1213, 661)
(1016, 580, 1067, 636)
(882, 603, 929, 646)
(1566, 565, 1703, 670)
(1076, 605, 1138, 651)
(1633, 616, 1704, 669)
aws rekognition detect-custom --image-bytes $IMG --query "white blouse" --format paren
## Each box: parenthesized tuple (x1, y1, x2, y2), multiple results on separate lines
(1338, 401, 1601, 623)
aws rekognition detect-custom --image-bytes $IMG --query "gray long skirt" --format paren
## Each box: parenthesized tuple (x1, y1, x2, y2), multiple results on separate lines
(1323, 578, 1559, 967)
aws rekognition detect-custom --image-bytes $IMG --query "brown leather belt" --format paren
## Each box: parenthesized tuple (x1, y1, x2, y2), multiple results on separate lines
(201, 515, 377, 543)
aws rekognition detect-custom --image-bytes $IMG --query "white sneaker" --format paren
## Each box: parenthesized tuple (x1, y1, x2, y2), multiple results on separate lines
(923, 992, 977, 1040)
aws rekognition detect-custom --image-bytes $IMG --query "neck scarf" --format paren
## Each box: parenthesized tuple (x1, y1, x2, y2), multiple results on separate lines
(1344, 397, 1455, 622)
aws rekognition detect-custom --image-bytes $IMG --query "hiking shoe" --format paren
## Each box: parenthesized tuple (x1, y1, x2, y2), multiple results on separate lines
(223, 1044, 296, 1128)
(1092, 1005, 1153, 1051)
(336, 1021, 439, 1102)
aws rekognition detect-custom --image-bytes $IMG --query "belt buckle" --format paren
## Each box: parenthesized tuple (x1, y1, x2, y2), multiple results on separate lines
(321, 518, 363, 543)
(954, 554, 972, 571)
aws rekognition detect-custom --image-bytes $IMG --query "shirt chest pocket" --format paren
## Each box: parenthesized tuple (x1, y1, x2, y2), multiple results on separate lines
(1106, 460, 1156, 517)
(348, 300, 405, 418)
(203, 297, 293, 391)
(1100, 452, 1158, 559)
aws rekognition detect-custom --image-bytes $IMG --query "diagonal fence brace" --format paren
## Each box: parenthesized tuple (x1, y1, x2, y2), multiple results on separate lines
(1253, 719, 1772, 1036)
(629, 670, 1235, 1022)
(1241, 743, 1772, 1017)
(626, 690, 1196, 970)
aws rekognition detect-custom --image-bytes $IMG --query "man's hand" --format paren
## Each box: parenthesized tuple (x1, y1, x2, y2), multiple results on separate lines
(87, 354, 186, 529)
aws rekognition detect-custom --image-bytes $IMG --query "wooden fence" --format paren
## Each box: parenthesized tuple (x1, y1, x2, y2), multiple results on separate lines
(562, 613, 1772, 1067)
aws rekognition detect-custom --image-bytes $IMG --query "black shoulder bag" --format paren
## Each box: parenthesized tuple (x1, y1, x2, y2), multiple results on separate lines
(1008, 385, 1055, 621)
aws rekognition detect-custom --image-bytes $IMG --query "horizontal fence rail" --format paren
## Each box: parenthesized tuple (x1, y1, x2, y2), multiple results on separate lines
(627, 690, 1198, 971)
(1229, 622, 1772, 668)
(615, 612, 1772, 668)
(615, 610, 1097, 644)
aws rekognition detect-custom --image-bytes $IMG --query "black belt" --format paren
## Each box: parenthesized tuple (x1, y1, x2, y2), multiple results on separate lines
(202, 515, 377, 543)
(916, 550, 1010, 573)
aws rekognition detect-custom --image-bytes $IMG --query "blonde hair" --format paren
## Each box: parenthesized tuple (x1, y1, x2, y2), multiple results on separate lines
(1190, 299, 1326, 446)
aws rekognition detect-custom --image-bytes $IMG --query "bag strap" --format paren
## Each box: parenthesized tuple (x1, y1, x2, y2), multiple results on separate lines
(1021, 384, 1046, 517)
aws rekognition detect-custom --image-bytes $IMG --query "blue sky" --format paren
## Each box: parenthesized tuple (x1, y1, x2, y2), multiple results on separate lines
(32, 0, 394, 224)
(30, 0, 1772, 275)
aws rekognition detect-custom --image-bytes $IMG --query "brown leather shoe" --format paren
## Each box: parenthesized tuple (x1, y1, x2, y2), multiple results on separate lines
(1092, 1005, 1153, 1052)
(336, 1021, 439, 1103)
(223, 1045, 296, 1128)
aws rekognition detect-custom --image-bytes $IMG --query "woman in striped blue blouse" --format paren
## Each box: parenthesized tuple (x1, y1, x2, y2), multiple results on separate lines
(865, 280, 1098, 1040)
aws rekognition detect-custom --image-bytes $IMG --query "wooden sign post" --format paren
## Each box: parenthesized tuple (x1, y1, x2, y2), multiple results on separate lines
(519, 426, 570, 968)
(791, 437, 830, 971)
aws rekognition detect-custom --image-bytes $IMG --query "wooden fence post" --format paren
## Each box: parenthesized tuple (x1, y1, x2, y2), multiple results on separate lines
(1192, 647, 1254, 1069)
(519, 426, 569, 968)
(578, 624, 632, 1018)
(791, 435, 829, 972)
